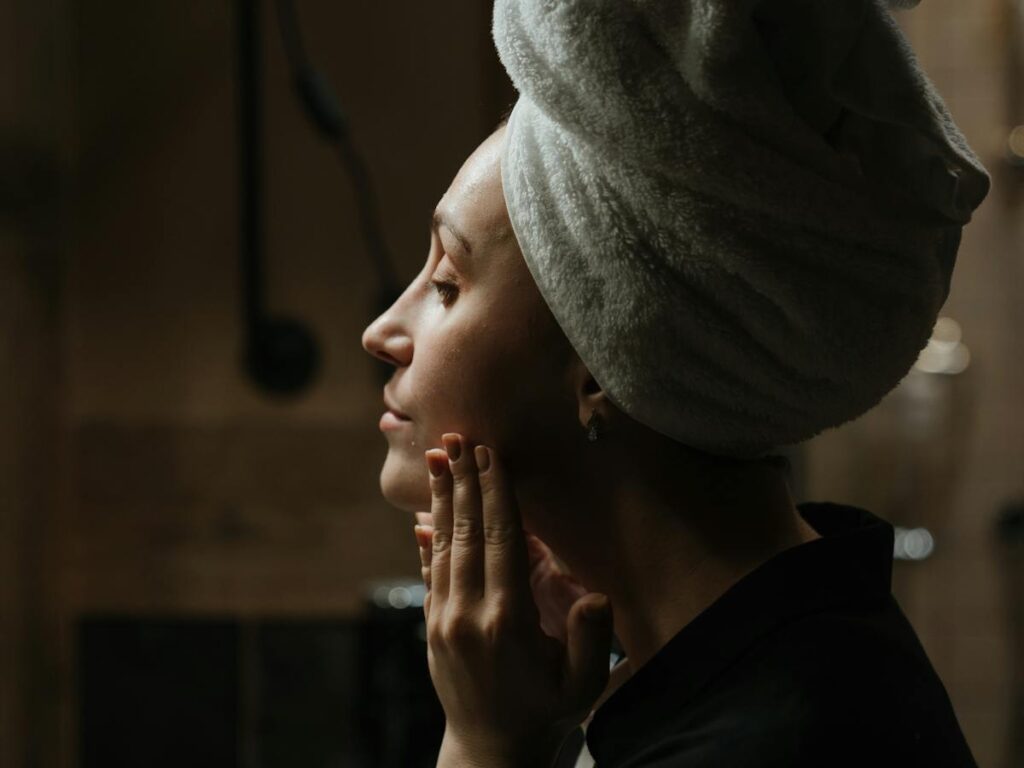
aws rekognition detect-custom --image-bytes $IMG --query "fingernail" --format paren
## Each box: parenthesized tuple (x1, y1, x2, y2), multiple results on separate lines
(443, 433, 461, 462)
(426, 452, 446, 477)
(474, 445, 491, 472)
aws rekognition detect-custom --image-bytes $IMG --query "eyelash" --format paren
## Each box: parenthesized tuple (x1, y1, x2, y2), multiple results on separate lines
(430, 278, 459, 306)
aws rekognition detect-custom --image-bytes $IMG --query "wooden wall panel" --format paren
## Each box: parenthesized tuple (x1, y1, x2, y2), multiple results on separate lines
(46, 2, 514, 767)
(63, 423, 410, 616)
(1, 0, 74, 765)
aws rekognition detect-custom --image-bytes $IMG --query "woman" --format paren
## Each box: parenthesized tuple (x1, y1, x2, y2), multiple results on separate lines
(362, 1, 989, 765)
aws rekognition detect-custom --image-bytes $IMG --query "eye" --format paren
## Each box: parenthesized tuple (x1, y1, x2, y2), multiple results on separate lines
(430, 278, 459, 306)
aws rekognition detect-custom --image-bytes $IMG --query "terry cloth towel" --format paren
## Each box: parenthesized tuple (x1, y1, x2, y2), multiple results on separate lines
(492, 0, 991, 458)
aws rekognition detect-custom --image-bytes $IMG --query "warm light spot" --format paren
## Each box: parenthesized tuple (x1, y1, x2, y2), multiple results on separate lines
(1009, 125, 1024, 163)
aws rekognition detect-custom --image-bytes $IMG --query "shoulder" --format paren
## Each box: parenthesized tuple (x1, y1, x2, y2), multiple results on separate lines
(613, 602, 977, 768)
(695, 602, 978, 766)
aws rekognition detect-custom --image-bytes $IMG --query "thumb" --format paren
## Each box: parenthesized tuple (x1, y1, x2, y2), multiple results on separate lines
(564, 594, 613, 710)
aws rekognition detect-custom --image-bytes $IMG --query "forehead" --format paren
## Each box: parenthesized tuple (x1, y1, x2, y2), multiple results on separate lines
(437, 128, 514, 248)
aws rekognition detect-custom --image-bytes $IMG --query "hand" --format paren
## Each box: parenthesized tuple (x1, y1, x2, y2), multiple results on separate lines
(412, 433, 613, 768)
(415, 518, 591, 645)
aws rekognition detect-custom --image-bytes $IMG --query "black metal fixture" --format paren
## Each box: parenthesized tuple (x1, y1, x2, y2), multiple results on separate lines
(235, 0, 404, 397)
(237, 0, 320, 396)
(273, 0, 405, 387)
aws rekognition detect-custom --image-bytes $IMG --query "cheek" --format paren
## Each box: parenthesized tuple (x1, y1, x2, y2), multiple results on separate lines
(436, 334, 515, 420)
(421, 321, 542, 435)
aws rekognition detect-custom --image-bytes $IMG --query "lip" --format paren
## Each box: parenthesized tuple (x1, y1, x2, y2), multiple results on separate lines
(383, 391, 411, 420)
(380, 411, 412, 431)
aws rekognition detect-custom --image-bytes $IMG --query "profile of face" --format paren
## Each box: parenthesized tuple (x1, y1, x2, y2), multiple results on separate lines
(361, 126, 584, 516)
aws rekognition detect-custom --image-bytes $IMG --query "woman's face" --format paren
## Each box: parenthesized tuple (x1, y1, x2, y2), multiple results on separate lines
(361, 127, 580, 513)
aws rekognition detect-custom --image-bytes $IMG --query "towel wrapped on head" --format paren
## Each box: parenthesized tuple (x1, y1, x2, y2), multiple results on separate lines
(492, 0, 990, 458)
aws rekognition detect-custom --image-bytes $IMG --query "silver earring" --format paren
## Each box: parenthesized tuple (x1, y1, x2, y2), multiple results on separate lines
(586, 410, 601, 442)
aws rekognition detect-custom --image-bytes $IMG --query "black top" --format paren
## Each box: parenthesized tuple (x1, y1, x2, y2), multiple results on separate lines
(554, 501, 977, 768)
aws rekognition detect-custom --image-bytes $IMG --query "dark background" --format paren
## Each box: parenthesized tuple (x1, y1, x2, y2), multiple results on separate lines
(1, 1, 1022, 766)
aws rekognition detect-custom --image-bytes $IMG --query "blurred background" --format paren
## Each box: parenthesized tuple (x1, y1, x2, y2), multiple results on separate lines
(0, 1, 1021, 767)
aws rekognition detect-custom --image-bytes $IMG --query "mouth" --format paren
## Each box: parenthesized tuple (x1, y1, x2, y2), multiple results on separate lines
(379, 410, 411, 431)
(383, 391, 412, 420)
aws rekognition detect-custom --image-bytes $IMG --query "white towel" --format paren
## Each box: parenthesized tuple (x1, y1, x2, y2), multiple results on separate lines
(492, 0, 990, 457)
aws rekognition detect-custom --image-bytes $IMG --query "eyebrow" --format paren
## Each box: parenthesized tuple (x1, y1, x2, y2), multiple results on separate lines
(431, 209, 473, 256)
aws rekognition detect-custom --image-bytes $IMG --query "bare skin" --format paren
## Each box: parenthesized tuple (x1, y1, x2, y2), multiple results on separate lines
(362, 126, 821, 765)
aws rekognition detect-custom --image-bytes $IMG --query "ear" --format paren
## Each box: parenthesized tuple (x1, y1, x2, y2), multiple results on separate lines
(569, 356, 611, 432)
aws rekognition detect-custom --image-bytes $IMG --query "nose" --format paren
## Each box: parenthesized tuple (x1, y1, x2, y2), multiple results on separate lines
(361, 295, 413, 368)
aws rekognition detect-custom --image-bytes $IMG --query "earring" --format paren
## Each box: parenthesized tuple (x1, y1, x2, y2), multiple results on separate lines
(586, 410, 601, 442)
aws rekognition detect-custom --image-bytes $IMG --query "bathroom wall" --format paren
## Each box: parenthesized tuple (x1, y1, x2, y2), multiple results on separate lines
(3, 1, 514, 765)
(1, 0, 71, 765)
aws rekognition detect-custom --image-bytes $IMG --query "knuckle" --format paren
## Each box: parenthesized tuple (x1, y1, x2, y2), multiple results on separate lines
(431, 529, 452, 554)
(487, 592, 516, 621)
(451, 515, 483, 542)
(426, 616, 443, 646)
(439, 616, 476, 646)
(483, 521, 515, 547)
(480, 602, 518, 642)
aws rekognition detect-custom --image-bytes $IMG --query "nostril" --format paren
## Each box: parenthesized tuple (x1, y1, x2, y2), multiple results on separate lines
(378, 350, 401, 366)
(371, 354, 397, 387)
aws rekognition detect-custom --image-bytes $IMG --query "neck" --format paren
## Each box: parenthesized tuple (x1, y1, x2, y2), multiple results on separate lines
(516, 447, 820, 674)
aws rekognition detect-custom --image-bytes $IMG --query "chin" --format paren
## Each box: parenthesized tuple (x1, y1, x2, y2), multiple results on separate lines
(378, 450, 431, 512)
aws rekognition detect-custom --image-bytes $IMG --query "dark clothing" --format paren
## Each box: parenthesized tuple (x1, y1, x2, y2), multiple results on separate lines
(557, 502, 977, 768)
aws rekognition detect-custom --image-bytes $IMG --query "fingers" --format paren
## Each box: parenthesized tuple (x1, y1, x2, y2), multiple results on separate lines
(475, 443, 531, 605)
(566, 595, 613, 710)
(426, 448, 453, 608)
(525, 532, 562, 571)
(423, 435, 531, 621)
(415, 510, 434, 594)
(526, 533, 562, 587)
(444, 433, 486, 603)
(414, 522, 433, 621)
(414, 522, 433, 587)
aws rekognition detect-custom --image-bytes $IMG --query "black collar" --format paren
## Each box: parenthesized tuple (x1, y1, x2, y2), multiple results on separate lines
(586, 501, 895, 762)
